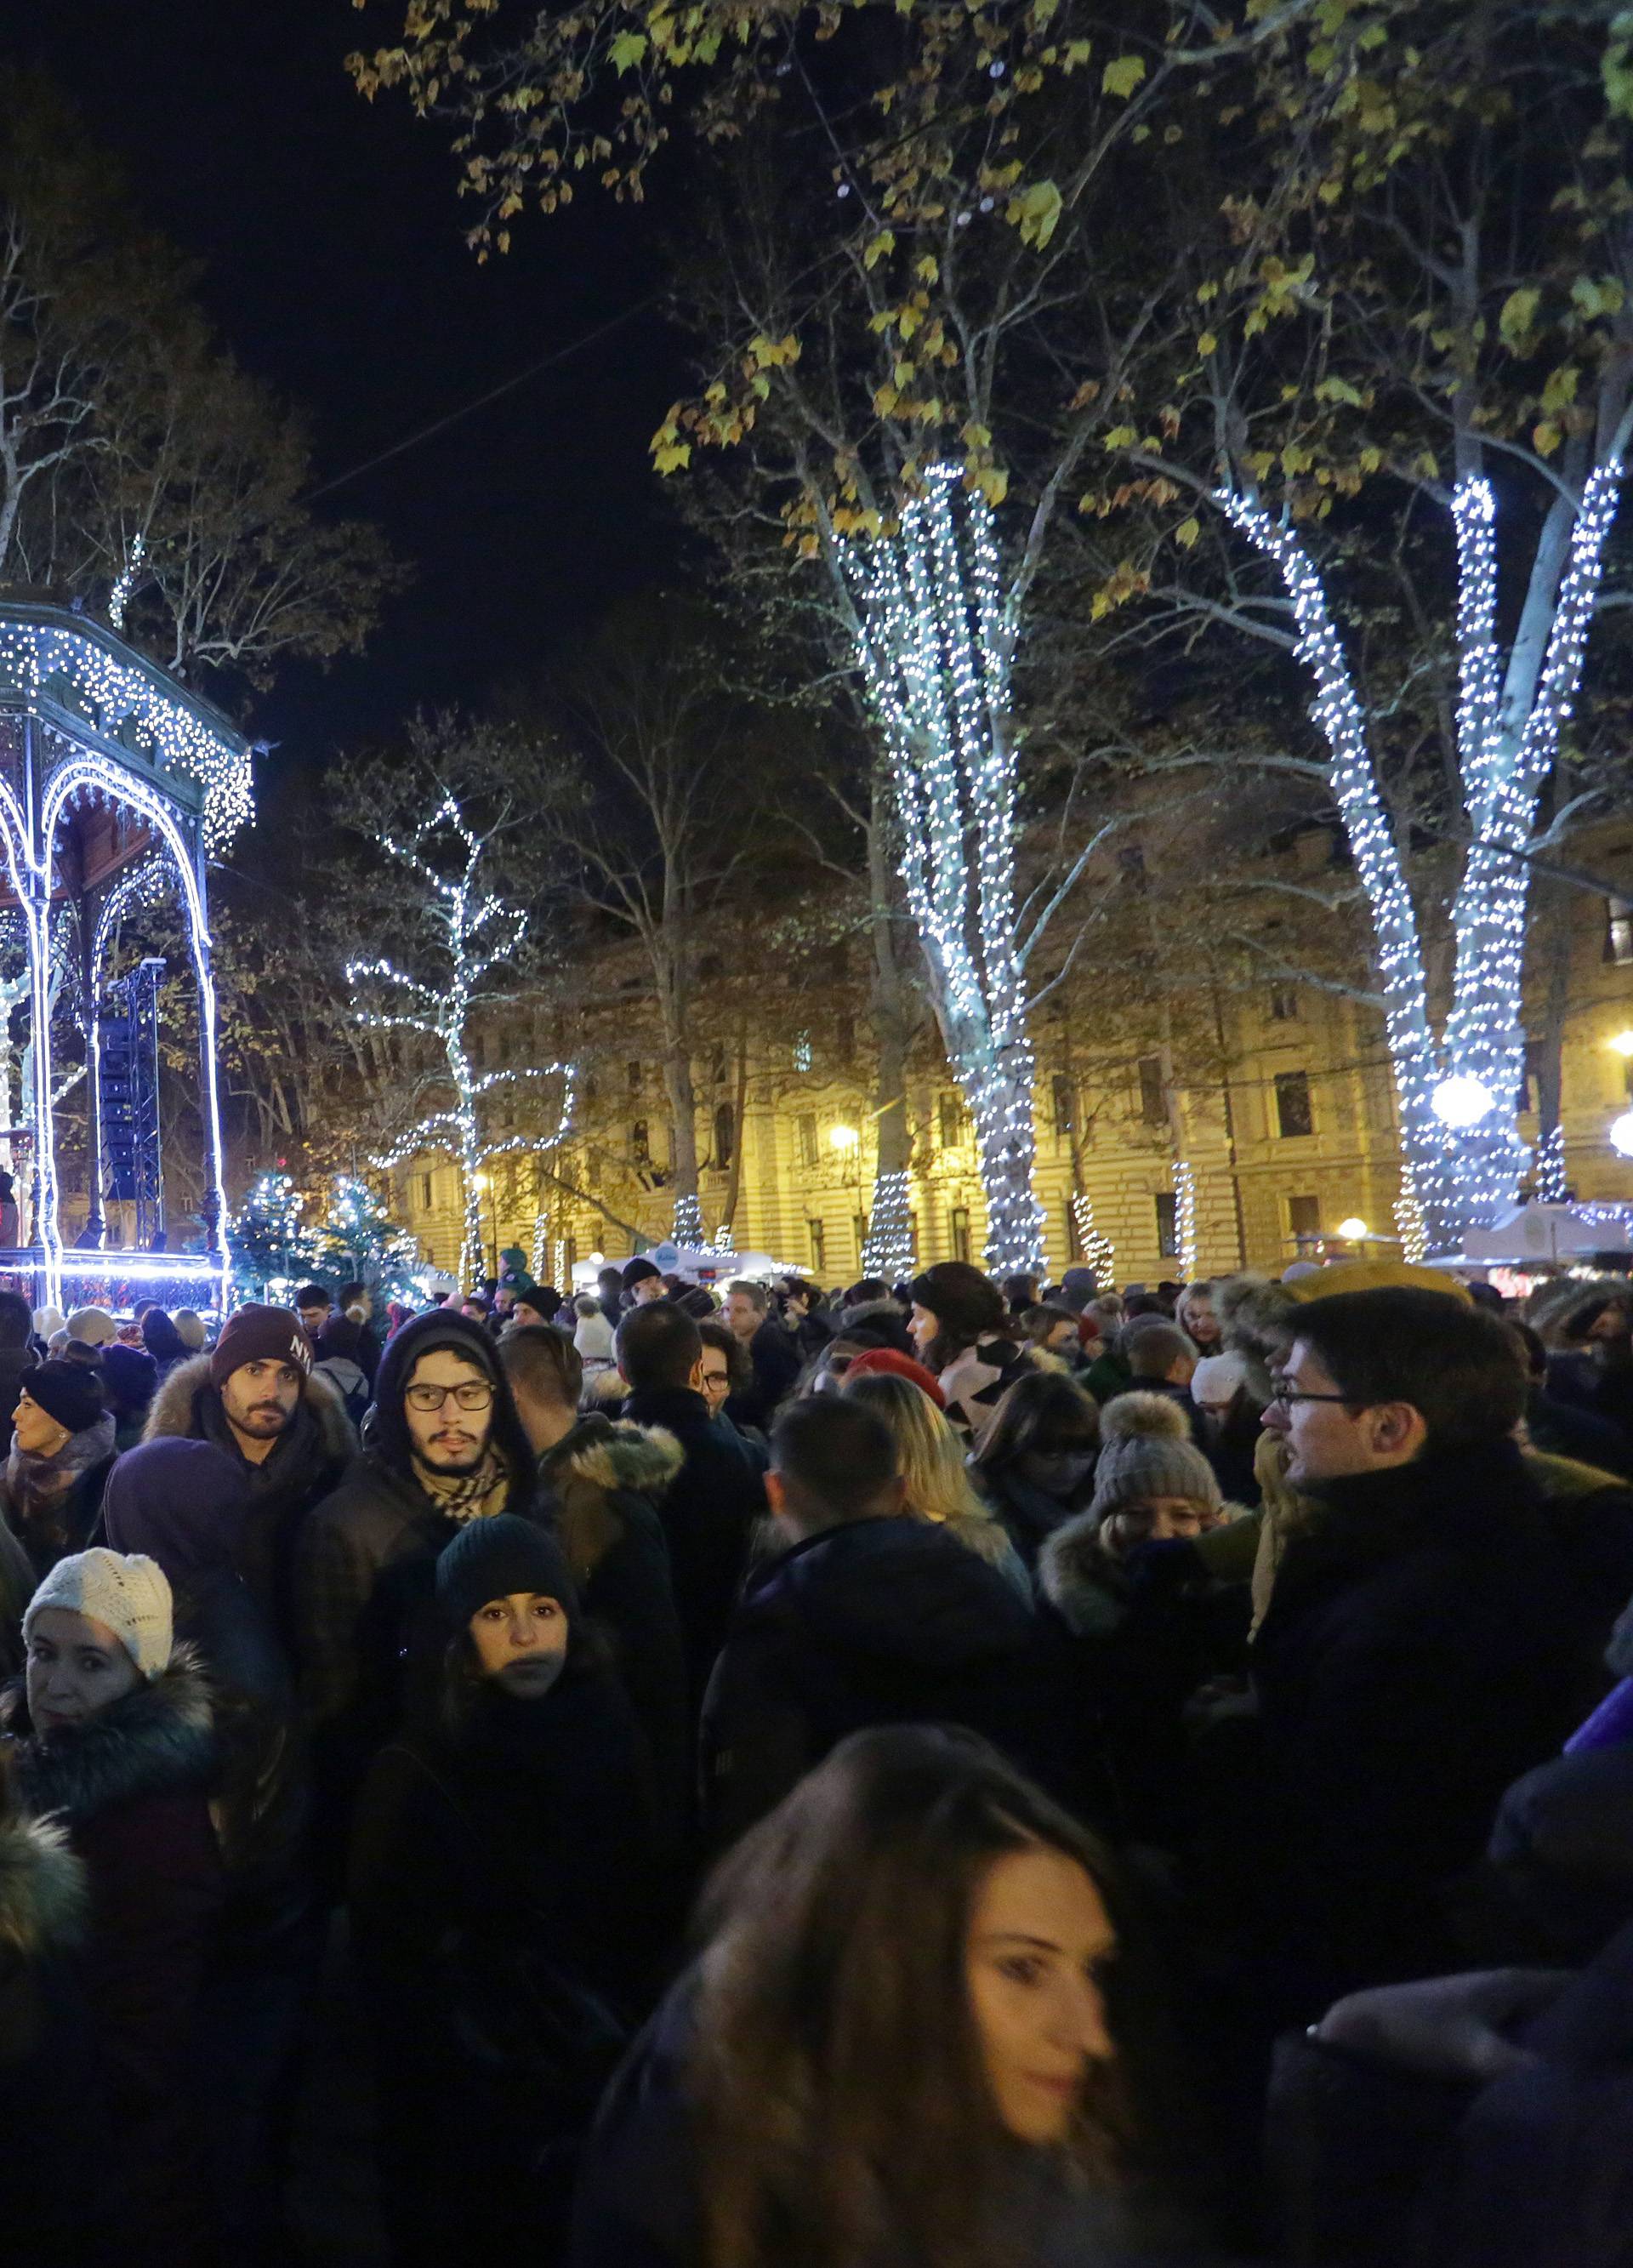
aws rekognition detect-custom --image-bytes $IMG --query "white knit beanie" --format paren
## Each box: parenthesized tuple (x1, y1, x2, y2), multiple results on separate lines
(1191, 1353, 1249, 1407)
(24, 1548, 174, 1681)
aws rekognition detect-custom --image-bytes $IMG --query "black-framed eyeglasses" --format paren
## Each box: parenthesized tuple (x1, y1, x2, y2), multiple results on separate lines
(406, 1381, 493, 1414)
(1267, 1376, 1356, 1408)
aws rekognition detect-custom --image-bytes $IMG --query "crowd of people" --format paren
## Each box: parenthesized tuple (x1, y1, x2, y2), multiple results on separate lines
(3, 1248, 1633, 2265)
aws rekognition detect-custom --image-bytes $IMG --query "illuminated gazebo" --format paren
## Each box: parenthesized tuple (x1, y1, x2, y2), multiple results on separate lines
(0, 601, 251, 1314)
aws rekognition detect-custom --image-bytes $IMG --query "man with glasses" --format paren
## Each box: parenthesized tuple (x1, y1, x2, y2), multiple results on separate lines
(1219, 1285, 1594, 2022)
(297, 1310, 539, 1840)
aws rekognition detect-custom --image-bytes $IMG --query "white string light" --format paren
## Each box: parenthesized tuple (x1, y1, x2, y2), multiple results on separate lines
(841, 469, 1046, 1275)
(1536, 1122, 1568, 1203)
(862, 1167, 914, 1280)
(108, 533, 146, 635)
(671, 1191, 703, 1247)
(1219, 459, 1624, 1254)
(1174, 1160, 1198, 1279)
(1070, 1189, 1115, 1286)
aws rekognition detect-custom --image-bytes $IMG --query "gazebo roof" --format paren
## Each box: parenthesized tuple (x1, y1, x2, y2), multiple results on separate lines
(0, 601, 253, 852)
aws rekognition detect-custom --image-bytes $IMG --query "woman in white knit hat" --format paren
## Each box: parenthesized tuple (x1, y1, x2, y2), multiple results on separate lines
(3, 1547, 223, 2266)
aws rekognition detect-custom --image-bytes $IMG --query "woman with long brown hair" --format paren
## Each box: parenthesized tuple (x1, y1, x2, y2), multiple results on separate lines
(571, 1724, 1177, 2268)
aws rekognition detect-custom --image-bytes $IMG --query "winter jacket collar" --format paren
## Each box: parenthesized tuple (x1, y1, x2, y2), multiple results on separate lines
(620, 1384, 715, 1438)
(3, 1645, 215, 1826)
(145, 1352, 356, 1479)
(743, 1514, 1036, 1667)
(540, 1411, 685, 1502)
(1302, 1434, 1544, 1550)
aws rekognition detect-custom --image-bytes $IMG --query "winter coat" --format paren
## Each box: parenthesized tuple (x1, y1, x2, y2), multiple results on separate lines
(0, 1340, 35, 1455)
(1041, 1519, 1252, 1845)
(1, 1418, 117, 1580)
(537, 1412, 691, 1838)
(144, 1354, 356, 1641)
(976, 1460, 1093, 1571)
(3, 1652, 225, 2268)
(619, 1383, 765, 1695)
(699, 1514, 1061, 1850)
(1526, 1385, 1633, 1479)
(723, 1317, 802, 1432)
(1268, 1917, 1633, 2268)
(294, 1449, 534, 1843)
(1217, 1438, 1591, 2020)
(1478, 1738, 1633, 1965)
(0, 1809, 119, 2267)
(1522, 1446, 1633, 1647)
(350, 1669, 663, 2268)
(0, 1512, 33, 1678)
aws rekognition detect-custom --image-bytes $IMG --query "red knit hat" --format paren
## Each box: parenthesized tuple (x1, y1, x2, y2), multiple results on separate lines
(845, 1346, 946, 1408)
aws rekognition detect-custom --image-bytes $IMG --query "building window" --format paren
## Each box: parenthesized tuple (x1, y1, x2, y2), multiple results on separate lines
(1275, 1070, 1314, 1138)
(419, 1173, 433, 1211)
(1607, 898, 1633, 966)
(714, 1102, 734, 1167)
(1065, 1197, 1084, 1262)
(1155, 1193, 1179, 1259)
(1288, 1194, 1322, 1244)
(1137, 1056, 1166, 1125)
(939, 1093, 969, 1151)
(1052, 1073, 1075, 1138)
(949, 1205, 971, 1264)
(793, 1030, 813, 1071)
(627, 1059, 641, 1092)
(808, 1217, 827, 1275)
(1269, 985, 1300, 1021)
(631, 1120, 650, 1164)
(562, 1234, 576, 1276)
(797, 1112, 819, 1169)
(853, 1211, 869, 1263)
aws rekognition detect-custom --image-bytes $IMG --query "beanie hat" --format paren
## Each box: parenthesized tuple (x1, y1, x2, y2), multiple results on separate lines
(1089, 1393, 1221, 1524)
(1191, 1353, 1249, 1407)
(1283, 1258, 1472, 1308)
(25, 1547, 173, 1681)
(621, 1257, 662, 1291)
(573, 1309, 617, 1363)
(209, 1303, 312, 1392)
(845, 1346, 947, 1409)
(435, 1513, 579, 1633)
(172, 1310, 208, 1352)
(102, 1439, 251, 1584)
(1059, 1268, 1099, 1312)
(65, 1307, 117, 1348)
(20, 1359, 106, 1439)
(100, 1342, 159, 1416)
(31, 1306, 65, 1342)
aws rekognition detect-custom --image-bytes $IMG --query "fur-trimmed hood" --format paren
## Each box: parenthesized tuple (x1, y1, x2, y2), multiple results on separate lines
(1041, 1505, 1251, 1638)
(0, 1809, 85, 1958)
(546, 1412, 685, 1502)
(143, 1351, 357, 1466)
(2, 1646, 216, 1828)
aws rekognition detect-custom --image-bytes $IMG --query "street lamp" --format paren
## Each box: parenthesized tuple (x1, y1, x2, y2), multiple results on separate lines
(1335, 1216, 1369, 1241)
(1431, 1074, 1496, 1130)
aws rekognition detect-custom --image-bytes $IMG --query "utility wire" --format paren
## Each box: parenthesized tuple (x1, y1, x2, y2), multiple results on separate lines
(303, 291, 665, 504)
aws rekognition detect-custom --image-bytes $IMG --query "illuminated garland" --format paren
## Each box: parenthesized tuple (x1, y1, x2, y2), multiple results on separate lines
(840, 469, 1046, 1275)
(1393, 1171, 1428, 1265)
(1535, 1122, 1568, 1204)
(1219, 461, 1624, 1253)
(108, 534, 146, 635)
(311, 1172, 424, 1307)
(0, 613, 253, 852)
(862, 1166, 914, 1281)
(1070, 1189, 1115, 1287)
(348, 793, 572, 1289)
(671, 1191, 703, 1247)
(1174, 1160, 1198, 1279)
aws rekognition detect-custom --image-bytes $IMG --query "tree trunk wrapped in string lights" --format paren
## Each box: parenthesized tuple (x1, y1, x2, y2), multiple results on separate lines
(1219, 456, 1624, 1255)
(842, 468, 1046, 1277)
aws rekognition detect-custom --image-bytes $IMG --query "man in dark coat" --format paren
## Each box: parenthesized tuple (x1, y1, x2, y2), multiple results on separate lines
(143, 1302, 356, 1641)
(719, 1278, 802, 1430)
(295, 1311, 540, 1846)
(699, 1396, 1056, 1850)
(1218, 1288, 1596, 2021)
(616, 1300, 765, 1699)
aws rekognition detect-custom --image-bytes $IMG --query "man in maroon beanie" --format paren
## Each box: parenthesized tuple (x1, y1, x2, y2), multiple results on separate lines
(143, 1301, 358, 1636)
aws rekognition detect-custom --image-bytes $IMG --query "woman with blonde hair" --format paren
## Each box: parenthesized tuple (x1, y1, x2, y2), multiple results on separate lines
(842, 1369, 1030, 1599)
(570, 1724, 1186, 2268)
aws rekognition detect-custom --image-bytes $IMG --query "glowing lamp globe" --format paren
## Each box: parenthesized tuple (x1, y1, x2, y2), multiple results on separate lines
(1431, 1074, 1496, 1131)
(1336, 1217, 1369, 1240)
(1612, 1112, 1633, 1160)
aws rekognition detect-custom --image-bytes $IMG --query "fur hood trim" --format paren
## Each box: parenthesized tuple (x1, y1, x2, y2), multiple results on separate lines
(1041, 1502, 1252, 1636)
(558, 1419, 684, 1501)
(3, 1644, 215, 1827)
(838, 1296, 907, 1330)
(0, 1810, 85, 1957)
(144, 1352, 356, 1462)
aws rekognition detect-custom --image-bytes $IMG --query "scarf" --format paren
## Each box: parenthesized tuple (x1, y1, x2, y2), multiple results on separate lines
(5, 1412, 118, 1559)
(413, 1445, 509, 1524)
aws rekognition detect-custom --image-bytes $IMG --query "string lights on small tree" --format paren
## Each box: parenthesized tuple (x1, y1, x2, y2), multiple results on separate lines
(310, 1173, 423, 1308)
(347, 791, 572, 1290)
(862, 1168, 914, 1282)
(1220, 458, 1625, 1255)
(841, 469, 1047, 1276)
(1070, 1189, 1114, 1289)
(229, 1169, 315, 1302)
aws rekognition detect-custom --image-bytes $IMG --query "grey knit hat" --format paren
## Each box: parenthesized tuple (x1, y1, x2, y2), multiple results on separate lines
(1089, 1393, 1221, 1522)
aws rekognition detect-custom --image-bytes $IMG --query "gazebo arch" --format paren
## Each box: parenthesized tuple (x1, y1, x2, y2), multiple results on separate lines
(0, 603, 252, 1314)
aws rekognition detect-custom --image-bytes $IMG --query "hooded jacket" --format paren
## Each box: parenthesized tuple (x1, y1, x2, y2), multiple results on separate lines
(618, 1382, 765, 1696)
(537, 1413, 690, 1835)
(3, 1651, 223, 2266)
(699, 1515, 1055, 1849)
(144, 1353, 357, 1637)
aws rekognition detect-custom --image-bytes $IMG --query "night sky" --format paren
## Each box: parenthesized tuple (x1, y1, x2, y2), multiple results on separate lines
(14, 0, 690, 766)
